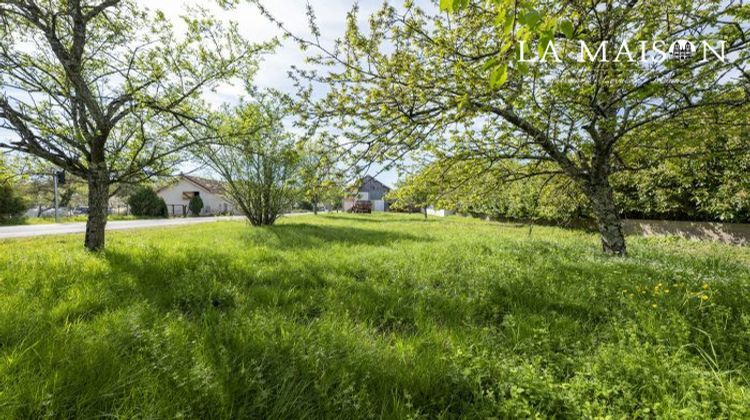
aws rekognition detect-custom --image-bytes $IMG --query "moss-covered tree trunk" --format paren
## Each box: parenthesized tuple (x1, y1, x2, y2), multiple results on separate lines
(587, 176, 627, 256)
(84, 163, 109, 252)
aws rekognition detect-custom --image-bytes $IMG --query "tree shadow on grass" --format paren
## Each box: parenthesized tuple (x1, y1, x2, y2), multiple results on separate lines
(96, 225, 612, 331)
(60, 234, 640, 418)
(247, 222, 432, 250)
(99, 247, 270, 321)
(97, 226, 624, 336)
(99, 226, 430, 322)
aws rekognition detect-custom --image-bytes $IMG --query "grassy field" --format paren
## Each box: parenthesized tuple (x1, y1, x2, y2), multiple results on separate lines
(0, 214, 748, 418)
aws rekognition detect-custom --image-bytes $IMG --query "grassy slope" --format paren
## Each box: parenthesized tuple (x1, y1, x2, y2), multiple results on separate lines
(0, 214, 748, 418)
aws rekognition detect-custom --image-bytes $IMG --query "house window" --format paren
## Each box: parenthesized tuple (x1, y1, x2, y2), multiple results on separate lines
(182, 191, 200, 200)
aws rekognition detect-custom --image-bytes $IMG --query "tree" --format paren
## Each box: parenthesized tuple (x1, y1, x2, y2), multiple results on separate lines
(198, 99, 299, 226)
(0, 153, 11, 184)
(255, 0, 750, 255)
(298, 139, 344, 215)
(1, 0, 270, 250)
(2, 156, 85, 215)
(397, 158, 589, 224)
(318, 180, 346, 212)
(127, 186, 168, 218)
(612, 103, 750, 223)
(189, 195, 204, 217)
(400, 102, 750, 225)
(387, 176, 435, 219)
(19, 175, 55, 216)
(0, 181, 25, 221)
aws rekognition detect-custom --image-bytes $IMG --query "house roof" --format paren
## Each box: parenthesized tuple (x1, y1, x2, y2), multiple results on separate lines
(157, 174, 226, 194)
(358, 175, 391, 192)
(182, 175, 225, 194)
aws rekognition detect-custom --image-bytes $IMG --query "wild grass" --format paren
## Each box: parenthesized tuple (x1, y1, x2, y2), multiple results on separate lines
(0, 213, 748, 418)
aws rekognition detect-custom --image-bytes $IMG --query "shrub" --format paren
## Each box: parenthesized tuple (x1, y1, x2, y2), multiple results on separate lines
(0, 182, 26, 221)
(189, 195, 204, 216)
(198, 101, 299, 226)
(127, 187, 168, 218)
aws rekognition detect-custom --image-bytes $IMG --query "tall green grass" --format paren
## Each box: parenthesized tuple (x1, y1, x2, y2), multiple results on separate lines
(0, 214, 748, 418)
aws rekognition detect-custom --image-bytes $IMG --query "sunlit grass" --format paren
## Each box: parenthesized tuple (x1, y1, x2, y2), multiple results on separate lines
(0, 213, 748, 417)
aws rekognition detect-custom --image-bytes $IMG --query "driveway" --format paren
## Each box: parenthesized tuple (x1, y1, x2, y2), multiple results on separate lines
(0, 214, 310, 240)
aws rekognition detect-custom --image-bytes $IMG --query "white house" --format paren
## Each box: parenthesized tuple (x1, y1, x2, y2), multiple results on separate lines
(157, 174, 234, 216)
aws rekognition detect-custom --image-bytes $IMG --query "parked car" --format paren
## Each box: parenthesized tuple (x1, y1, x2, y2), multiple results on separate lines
(349, 201, 372, 214)
(72, 207, 89, 215)
(39, 207, 70, 217)
(24, 208, 43, 218)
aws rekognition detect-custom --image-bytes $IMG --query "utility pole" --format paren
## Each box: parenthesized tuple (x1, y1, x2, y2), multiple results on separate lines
(53, 170, 65, 223)
(53, 171, 59, 223)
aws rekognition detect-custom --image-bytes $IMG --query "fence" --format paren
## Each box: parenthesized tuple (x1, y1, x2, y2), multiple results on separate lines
(168, 204, 188, 217)
(622, 219, 750, 246)
(469, 213, 750, 245)
(109, 205, 130, 216)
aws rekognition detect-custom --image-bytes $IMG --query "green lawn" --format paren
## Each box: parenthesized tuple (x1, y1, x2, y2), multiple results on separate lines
(0, 214, 748, 418)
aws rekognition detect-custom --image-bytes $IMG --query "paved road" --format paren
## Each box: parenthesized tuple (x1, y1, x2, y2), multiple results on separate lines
(0, 215, 309, 240)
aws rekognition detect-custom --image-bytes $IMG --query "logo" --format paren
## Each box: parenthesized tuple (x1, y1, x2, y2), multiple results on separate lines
(670, 40, 695, 61)
(518, 39, 726, 63)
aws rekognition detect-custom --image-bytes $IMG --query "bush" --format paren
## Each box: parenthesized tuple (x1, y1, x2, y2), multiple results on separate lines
(199, 116, 299, 225)
(127, 187, 168, 218)
(0, 182, 26, 221)
(188, 195, 204, 216)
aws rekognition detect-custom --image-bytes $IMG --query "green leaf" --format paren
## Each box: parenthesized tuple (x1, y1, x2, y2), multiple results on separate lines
(442, 0, 469, 12)
(560, 20, 574, 39)
(490, 64, 508, 89)
(513, 61, 529, 75)
(522, 9, 541, 28)
(482, 57, 500, 71)
(502, 14, 514, 35)
(537, 35, 552, 57)
(499, 41, 512, 55)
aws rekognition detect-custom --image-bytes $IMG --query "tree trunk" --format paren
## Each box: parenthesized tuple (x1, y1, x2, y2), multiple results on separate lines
(588, 177, 627, 256)
(423, 207, 428, 219)
(84, 167, 109, 251)
(313, 199, 318, 215)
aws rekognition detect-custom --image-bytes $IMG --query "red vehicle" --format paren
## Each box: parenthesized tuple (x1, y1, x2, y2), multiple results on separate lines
(349, 200, 372, 214)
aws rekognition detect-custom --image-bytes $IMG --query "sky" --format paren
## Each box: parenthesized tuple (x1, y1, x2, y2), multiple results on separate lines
(139, 0, 405, 187)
